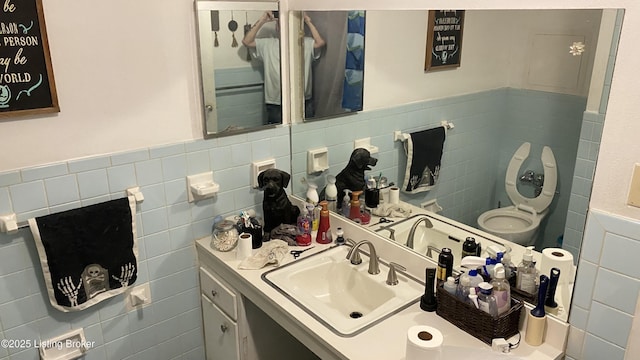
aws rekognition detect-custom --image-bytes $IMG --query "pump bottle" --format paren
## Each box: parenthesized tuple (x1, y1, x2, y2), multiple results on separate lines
(315, 201, 332, 244)
(517, 246, 538, 294)
(491, 264, 511, 315)
(325, 175, 338, 212)
(348, 190, 363, 221)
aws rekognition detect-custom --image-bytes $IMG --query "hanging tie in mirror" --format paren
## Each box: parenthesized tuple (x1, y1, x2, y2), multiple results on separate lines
(229, 11, 239, 47)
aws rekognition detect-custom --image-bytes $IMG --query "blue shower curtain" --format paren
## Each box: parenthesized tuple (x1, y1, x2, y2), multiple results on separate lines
(342, 11, 365, 111)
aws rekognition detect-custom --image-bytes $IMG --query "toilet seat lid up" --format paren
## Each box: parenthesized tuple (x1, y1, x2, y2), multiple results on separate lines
(505, 142, 557, 214)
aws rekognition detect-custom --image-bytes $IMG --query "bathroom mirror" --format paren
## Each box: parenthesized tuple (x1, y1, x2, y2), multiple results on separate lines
(289, 8, 622, 321)
(195, 1, 282, 137)
(290, 11, 366, 121)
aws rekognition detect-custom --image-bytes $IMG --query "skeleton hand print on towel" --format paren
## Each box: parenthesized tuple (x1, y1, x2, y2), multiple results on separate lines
(57, 276, 82, 307)
(112, 263, 135, 287)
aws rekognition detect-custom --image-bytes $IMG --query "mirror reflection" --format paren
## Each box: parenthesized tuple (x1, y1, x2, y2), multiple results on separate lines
(289, 9, 622, 321)
(195, 1, 281, 136)
(295, 11, 366, 121)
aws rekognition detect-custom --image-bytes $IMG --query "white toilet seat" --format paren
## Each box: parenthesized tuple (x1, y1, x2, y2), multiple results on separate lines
(505, 142, 557, 213)
(477, 142, 557, 246)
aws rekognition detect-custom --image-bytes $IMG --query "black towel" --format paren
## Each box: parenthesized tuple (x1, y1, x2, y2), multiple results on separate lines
(402, 126, 446, 194)
(29, 197, 138, 312)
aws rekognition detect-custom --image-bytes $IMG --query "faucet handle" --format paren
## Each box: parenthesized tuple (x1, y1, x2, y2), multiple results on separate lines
(386, 262, 407, 286)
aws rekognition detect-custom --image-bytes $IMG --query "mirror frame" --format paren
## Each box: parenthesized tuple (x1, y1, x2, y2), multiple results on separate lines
(195, 0, 283, 138)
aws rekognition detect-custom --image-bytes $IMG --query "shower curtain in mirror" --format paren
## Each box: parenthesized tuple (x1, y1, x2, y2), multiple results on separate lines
(342, 11, 365, 112)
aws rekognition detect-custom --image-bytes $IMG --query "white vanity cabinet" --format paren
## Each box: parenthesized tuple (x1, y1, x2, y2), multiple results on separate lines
(199, 265, 243, 360)
(197, 243, 321, 360)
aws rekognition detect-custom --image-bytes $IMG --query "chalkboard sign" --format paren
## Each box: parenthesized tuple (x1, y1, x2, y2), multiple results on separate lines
(425, 10, 465, 72)
(0, 0, 59, 119)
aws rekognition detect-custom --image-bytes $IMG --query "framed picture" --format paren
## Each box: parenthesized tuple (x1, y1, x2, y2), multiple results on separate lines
(425, 10, 465, 72)
(0, 0, 59, 119)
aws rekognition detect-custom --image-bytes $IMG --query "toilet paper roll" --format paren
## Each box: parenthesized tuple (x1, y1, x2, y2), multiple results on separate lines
(236, 233, 253, 260)
(389, 187, 400, 205)
(405, 325, 443, 360)
(540, 248, 574, 285)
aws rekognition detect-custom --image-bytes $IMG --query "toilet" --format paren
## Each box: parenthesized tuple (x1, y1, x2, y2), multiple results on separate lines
(477, 142, 557, 246)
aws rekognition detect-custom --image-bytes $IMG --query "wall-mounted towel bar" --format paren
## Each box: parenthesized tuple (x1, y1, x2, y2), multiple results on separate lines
(0, 187, 145, 234)
(394, 120, 455, 142)
(216, 82, 264, 91)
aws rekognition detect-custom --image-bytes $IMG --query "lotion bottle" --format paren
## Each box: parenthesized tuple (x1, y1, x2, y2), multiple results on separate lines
(349, 190, 363, 221)
(306, 182, 319, 205)
(325, 175, 338, 212)
(490, 264, 511, 315)
(315, 201, 332, 244)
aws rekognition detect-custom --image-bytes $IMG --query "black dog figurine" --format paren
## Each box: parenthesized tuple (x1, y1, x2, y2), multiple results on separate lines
(334, 148, 378, 209)
(258, 168, 301, 234)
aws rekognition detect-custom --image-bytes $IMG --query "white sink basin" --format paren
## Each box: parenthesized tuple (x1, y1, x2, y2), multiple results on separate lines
(375, 214, 501, 267)
(262, 245, 423, 337)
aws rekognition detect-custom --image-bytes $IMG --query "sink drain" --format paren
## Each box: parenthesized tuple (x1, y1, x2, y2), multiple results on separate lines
(349, 311, 363, 319)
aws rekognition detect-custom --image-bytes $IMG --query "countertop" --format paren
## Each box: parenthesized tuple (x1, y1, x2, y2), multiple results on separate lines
(195, 212, 567, 360)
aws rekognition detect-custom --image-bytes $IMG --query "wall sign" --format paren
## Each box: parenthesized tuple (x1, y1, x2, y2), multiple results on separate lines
(425, 10, 465, 72)
(0, 0, 59, 118)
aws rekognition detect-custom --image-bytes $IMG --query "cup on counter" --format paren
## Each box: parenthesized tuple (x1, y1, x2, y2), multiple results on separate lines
(389, 187, 400, 204)
(365, 188, 380, 208)
(236, 233, 253, 260)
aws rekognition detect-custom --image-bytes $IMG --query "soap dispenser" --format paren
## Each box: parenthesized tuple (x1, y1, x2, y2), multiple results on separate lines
(316, 201, 332, 244)
(348, 190, 363, 221)
(306, 181, 319, 205)
(325, 175, 338, 212)
(341, 190, 351, 217)
(516, 246, 538, 294)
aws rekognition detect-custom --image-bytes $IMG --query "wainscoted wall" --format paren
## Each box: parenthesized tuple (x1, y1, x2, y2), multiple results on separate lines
(291, 88, 586, 250)
(565, 209, 640, 360)
(0, 127, 289, 360)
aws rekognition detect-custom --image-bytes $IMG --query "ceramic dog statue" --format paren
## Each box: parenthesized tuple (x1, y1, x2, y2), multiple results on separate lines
(258, 168, 300, 234)
(335, 148, 378, 209)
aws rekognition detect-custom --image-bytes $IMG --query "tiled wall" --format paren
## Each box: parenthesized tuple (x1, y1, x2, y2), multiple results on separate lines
(562, 9, 624, 260)
(565, 209, 640, 360)
(0, 126, 290, 360)
(291, 88, 586, 249)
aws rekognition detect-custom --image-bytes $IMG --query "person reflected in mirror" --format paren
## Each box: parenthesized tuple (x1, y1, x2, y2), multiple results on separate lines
(243, 11, 326, 124)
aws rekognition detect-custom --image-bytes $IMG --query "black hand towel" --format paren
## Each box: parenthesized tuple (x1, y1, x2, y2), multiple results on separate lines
(29, 197, 138, 312)
(402, 126, 446, 194)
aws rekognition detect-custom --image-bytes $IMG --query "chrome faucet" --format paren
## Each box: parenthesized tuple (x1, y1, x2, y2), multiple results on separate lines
(346, 240, 380, 274)
(345, 238, 362, 264)
(406, 216, 433, 249)
(426, 245, 441, 258)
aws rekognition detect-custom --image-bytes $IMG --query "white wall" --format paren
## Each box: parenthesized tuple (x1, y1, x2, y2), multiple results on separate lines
(0, 0, 203, 171)
(362, 10, 600, 111)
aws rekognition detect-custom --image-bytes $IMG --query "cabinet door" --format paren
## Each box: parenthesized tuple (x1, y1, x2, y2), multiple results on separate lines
(202, 295, 240, 360)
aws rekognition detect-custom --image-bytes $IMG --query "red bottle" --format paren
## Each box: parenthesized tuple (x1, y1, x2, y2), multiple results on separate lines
(316, 201, 332, 244)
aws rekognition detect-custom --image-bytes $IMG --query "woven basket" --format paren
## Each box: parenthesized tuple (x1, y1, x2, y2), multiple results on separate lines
(436, 285, 523, 345)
